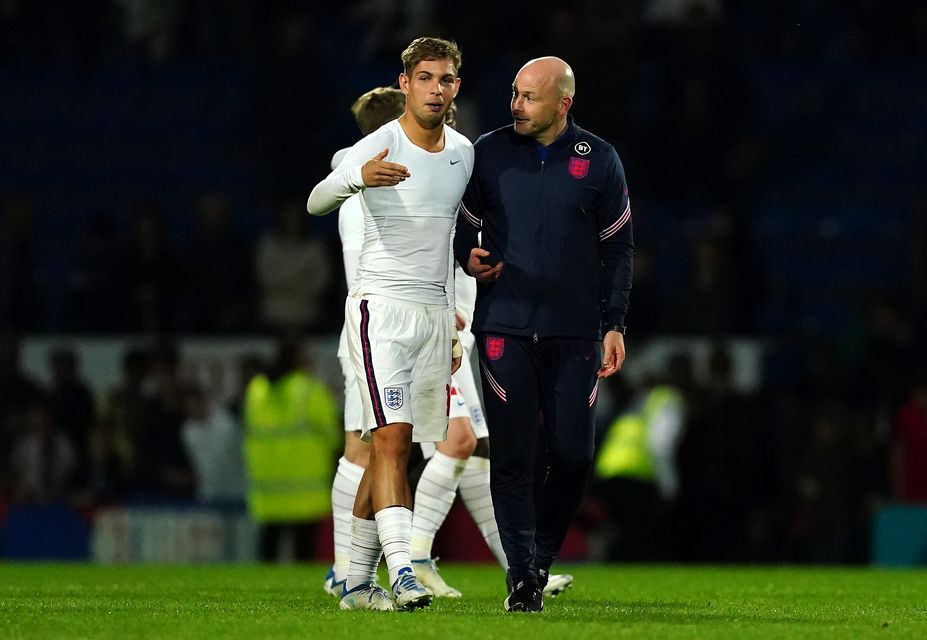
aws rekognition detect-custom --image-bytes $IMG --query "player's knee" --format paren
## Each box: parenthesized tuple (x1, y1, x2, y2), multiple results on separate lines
(345, 448, 370, 468)
(441, 419, 477, 458)
(438, 438, 476, 459)
(371, 424, 413, 458)
(344, 431, 370, 467)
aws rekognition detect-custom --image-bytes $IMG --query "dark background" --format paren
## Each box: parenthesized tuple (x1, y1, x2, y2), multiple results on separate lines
(1, 0, 926, 564)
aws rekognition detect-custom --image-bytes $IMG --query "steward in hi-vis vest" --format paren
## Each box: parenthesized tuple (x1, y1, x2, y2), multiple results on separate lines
(244, 366, 339, 524)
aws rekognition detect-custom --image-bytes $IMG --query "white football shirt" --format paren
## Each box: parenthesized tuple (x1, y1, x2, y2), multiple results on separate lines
(309, 119, 474, 307)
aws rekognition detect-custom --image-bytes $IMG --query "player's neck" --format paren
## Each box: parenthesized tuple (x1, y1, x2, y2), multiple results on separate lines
(399, 113, 446, 153)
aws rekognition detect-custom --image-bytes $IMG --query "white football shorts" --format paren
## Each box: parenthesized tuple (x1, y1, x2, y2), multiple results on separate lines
(421, 331, 488, 459)
(448, 330, 488, 439)
(345, 294, 451, 443)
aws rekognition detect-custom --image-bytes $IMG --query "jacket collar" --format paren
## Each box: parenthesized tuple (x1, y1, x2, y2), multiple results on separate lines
(547, 114, 577, 149)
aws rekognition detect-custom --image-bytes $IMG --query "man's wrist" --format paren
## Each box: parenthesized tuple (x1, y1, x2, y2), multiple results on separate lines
(605, 324, 627, 336)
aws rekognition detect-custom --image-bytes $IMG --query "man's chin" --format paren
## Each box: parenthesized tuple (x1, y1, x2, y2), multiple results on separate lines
(420, 111, 446, 129)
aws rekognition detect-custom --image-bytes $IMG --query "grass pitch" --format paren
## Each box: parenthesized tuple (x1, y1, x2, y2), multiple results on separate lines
(1, 563, 925, 639)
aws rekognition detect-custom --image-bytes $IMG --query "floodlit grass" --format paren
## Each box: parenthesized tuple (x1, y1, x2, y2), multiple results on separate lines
(1, 563, 926, 639)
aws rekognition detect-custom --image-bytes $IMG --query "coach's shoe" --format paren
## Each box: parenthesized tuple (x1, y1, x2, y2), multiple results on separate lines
(339, 582, 395, 611)
(504, 578, 543, 612)
(391, 566, 434, 610)
(539, 570, 574, 598)
(412, 558, 462, 598)
(323, 566, 346, 598)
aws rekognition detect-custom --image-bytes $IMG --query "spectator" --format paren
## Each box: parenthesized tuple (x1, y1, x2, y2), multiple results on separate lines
(228, 352, 266, 421)
(113, 0, 184, 65)
(68, 212, 123, 332)
(0, 332, 42, 497)
(673, 344, 769, 562)
(185, 191, 254, 333)
(180, 382, 246, 505)
(785, 401, 856, 563)
(10, 396, 77, 503)
(116, 202, 181, 334)
(892, 371, 927, 502)
(137, 342, 194, 498)
(678, 233, 738, 334)
(47, 347, 96, 488)
(94, 348, 149, 497)
(255, 199, 333, 334)
(591, 354, 689, 561)
(243, 338, 339, 562)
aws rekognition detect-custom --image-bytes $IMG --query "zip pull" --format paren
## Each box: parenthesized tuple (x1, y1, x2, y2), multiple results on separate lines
(532, 332, 539, 344)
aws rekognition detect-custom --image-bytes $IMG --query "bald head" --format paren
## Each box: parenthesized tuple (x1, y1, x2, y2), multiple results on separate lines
(517, 56, 575, 99)
(511, 56, 575, 145)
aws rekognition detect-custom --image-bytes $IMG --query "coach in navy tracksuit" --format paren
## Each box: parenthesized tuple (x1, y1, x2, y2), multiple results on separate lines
(454, 56, 633, 612)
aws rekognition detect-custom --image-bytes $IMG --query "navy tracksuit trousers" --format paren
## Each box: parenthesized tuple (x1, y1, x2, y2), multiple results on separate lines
(476, 332, 600, 584)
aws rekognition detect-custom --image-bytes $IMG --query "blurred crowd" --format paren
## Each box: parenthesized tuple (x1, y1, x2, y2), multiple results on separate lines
(2, 192, 338, 336)
(2, 1, 927, 563)
(0, 335, 255, 507)
(2, 330, 926, 564)
(585, 343, 927, 565)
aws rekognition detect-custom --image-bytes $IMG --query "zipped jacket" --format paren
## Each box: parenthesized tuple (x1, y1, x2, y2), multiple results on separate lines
(454, 117, 634, 340)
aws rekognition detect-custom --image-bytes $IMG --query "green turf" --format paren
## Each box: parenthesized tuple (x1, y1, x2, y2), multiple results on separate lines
(1, 563, 925, 639)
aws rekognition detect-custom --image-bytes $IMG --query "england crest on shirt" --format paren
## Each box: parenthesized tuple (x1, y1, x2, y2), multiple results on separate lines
(568, 157, 590, 179)
(384, 387, 403, 410)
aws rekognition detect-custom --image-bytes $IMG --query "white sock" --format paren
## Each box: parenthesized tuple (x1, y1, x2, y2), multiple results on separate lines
(331, 457, 365, 582)
(411, 451, 467, 560)
(375, 506, 414, 587)
(458, 456, 507, 569)
(346, 516, 381, 591)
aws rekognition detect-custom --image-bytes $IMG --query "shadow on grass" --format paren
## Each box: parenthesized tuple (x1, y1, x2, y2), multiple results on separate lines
(538, 599, 842, 626)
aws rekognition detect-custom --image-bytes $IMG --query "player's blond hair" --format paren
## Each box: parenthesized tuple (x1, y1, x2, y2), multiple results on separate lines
(401, 37, 462, 77)
(350, 87, 406, 135)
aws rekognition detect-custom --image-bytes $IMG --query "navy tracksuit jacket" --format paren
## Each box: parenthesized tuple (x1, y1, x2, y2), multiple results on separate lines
(454, 116, 634, 583)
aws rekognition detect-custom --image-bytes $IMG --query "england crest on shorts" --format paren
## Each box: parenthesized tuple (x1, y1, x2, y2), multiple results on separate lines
(384, 387, 403, 410)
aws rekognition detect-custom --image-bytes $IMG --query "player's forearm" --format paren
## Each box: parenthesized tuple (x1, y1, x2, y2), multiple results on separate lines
(601, 230, 634, 329)
(307, 165, 364, 216)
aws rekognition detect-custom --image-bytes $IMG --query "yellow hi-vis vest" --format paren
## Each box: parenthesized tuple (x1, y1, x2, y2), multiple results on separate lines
(595, 385, 681, 481)
(243, 371, 339, 523)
